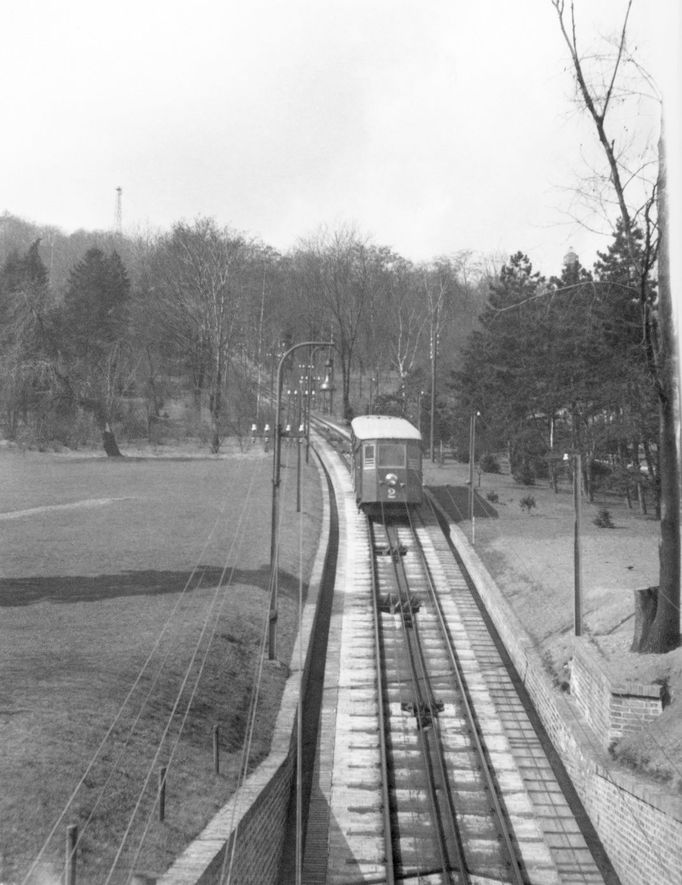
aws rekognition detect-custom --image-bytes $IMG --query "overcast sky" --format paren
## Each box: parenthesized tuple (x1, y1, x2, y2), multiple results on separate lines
(2, 0, 679, 276)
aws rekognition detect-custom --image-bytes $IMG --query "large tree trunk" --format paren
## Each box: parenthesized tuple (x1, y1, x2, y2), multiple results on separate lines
(642, 394, 682, 651)
(102, 422, 123, 457)
(551, 1, 680, 653)
(631, 586, 659, 652)
(636, 126, 681, 653)
(83, 399, 123, 457)
(341, 358, 353, 420)
(209, 356, 223, 454)
(209, 390, 221, 454)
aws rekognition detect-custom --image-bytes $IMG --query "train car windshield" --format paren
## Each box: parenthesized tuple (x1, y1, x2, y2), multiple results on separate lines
(377, 443, 405, 467)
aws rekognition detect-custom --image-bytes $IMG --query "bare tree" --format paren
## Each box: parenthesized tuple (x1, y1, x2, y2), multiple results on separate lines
(418, 256, 472, 459)
(387, 264, 428, 409)
(150, 218, 253, 452)
(294, 225, 383, 419)
(551, 0, 680, 652)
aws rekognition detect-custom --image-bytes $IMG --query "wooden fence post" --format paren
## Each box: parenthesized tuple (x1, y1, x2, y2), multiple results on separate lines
(213, 724, 220, 775)
(65, 824, 78, 885)
(158, 767, 167, 822)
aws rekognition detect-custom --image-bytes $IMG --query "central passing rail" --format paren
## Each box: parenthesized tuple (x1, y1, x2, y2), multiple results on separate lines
(370, 513, 525, 883)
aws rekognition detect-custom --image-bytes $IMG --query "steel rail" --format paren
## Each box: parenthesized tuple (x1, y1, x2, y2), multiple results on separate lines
(408, 508, 527, 885)
(367, 518, 397, 884)
(382, 520, 450, 880)
(385, 520, 471, 885)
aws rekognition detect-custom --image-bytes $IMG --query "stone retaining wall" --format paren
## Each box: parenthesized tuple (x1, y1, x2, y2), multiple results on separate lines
(445, 517, 682, 885)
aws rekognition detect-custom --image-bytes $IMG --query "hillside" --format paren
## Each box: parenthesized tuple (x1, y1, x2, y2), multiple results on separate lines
(423, 456, 682, 793)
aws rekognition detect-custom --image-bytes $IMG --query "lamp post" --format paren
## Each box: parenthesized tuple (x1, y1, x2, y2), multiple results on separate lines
(417, 390, 424, 436)
(296, 380, 305, 513)
(319, 354, 335, 415)
(304, 346, 327, 462)
(469, 410, 480, 544)
(269, 340, 333, 661)
(564, 452, 583, 636)
(429, 323, 439, 462)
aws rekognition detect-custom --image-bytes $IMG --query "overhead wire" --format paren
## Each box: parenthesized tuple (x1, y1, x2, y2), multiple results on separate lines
(295, 459, 305, 885)
(121, 459, 263, 881)
(71, 494, 264, 870)
(22, 462, 244, 885)
(222, 442, 296, 885)
(102, 457, 262, 883)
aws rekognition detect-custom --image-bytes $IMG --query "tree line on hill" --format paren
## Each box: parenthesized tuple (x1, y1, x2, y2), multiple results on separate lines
(0, 214, 487, 456)
(0, 208, 664, 514)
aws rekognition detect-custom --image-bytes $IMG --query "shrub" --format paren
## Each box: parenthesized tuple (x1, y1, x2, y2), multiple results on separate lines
(531, 455, 549, 479)
(513, 463, 536, 486)
(480, 452, 501, 473)
(592, 460, 613, 478)
(486, 490, 499, 503)
(519, 495, 536, 513)
(594, 508, 615, 529)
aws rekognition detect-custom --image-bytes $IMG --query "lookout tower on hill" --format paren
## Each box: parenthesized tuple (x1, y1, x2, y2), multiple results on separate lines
(114, 186, 122, 235)
(563, 246, 579, 268)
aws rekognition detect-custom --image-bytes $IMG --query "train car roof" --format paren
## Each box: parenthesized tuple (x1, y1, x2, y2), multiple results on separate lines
(350, 414, 422, 441)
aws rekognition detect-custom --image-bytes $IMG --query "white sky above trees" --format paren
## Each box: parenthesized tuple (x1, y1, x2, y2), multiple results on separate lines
(1, 0, 679, 278)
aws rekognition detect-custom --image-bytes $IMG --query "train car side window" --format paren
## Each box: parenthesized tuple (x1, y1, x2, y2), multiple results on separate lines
(364, 444, 375, 468)
(407, 441, 421, 469)
(378, 443, 405, 467)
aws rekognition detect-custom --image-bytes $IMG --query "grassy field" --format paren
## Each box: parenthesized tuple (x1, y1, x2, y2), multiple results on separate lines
(423, 456, 682, 791)
(0, 442, 322, 884)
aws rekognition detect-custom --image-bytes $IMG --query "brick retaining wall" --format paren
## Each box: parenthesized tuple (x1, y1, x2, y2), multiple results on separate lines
(570, 641, 664, 749)
(445, 516, 682, 885)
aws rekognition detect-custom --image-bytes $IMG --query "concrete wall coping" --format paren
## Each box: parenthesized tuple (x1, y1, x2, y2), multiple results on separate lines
(572, 640, 664, 700)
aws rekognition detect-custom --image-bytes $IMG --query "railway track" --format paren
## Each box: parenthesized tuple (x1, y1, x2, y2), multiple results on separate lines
(369, 510, 525, 884)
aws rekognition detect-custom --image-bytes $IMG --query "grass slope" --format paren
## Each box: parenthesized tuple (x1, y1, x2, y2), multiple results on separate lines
(423, 456, 682, 793)
(0, 442, 322, 884)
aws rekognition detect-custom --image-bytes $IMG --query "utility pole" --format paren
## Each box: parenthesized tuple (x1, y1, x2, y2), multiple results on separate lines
(429, 324, 438, 462)
(269, 339, 334, 661)
(468, 410, 479, 544)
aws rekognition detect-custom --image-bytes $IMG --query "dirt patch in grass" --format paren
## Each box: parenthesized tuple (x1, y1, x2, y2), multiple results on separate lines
(0, 443, 322, 884)
(424, 457, 682, 793)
